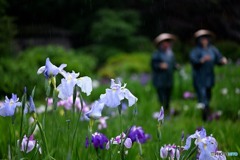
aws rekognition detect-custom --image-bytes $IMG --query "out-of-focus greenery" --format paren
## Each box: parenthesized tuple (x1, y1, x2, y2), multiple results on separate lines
(98, 53, 151, 78)
(83, 9, 153, 65)
(0, 0, 17, 56)
(0, 45, 97, 99)
(215, 40, 240, 60)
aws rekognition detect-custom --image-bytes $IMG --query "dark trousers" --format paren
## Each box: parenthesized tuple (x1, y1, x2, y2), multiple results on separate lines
(156, 87, 172, 110)
(195, 86, 212, 121)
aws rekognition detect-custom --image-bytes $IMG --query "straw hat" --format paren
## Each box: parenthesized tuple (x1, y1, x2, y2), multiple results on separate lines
(194, 29, 214, 38)
(154, 33, 176, 45)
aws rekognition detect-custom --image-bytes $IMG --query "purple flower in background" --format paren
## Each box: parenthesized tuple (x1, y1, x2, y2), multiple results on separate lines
(140, 73, 150, 86)
(29, 96, 36, 113)
(57, 93, 88, 111)
(85, 101, 105, 120)
(160, 144, 180, 160)
(37, 57, 66, 79)
(106, 132, 132, 150)
(18, 135, 41, 154)
(0, 94, 21, 117)
(97, 116, 109, 130)
(183, 91, 195, 99)
(128, 126, 150, 144)
(86, 132, 108, 149)
(100, 79, 138, 108)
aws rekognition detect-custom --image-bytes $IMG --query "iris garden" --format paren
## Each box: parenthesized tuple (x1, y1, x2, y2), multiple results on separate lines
(0, 58, 239, 160)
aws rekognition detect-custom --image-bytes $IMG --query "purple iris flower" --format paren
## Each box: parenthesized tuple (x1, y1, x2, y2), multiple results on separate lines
(128, 126, 150, 144)
(100, 79, 138, 108)
(37, 58, 67, 79)
(86, 132, 108, 149)
(0, 94, 21, 117)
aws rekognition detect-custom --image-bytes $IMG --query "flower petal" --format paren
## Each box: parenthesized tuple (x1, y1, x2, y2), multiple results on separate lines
(76, 76, 92, 96)
(37, 66, 45, 74)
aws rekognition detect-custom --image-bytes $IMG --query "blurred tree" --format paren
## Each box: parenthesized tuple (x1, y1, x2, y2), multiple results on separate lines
(91, 9, 140, 49)
(0, 0, 16, 57)
(5, 0, 240, 49)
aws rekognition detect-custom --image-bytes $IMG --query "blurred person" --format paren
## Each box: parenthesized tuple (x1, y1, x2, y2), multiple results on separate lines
(190, 29, 228, 121)
(151, 33, 178, 112)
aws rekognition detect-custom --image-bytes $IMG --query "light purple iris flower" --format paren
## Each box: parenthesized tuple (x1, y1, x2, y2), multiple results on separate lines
(0, 94, 21, 117)
(85, 101, 105, 120)
(198, 136, 218, 160)
(37, 58, 67, 79)
(183, 128, 225, 160)
(57, 71, 79, 100)
(160, 144, 180, 160)
(57, 71, 92, 100)
(18, 135, 41, 154)
(100, 79, 138, 108)
(85, 132, 108, 149)
(106, 132, 132, 150)
(183, 127, 207, 150)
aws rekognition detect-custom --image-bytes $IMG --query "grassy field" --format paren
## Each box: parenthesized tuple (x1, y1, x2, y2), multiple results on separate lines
(0, 63, 240, 160)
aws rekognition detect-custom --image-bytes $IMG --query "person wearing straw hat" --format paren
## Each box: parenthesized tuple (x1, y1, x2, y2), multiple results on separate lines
(151, 33, 178, 112)
(190, 29, 228, 121)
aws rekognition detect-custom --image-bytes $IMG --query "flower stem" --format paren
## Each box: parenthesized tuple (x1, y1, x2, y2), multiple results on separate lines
(118, 105, 123, 133)
(71, 89, 84, 157)
(36, 120, 50, 159)
(181, 145, 197, 160)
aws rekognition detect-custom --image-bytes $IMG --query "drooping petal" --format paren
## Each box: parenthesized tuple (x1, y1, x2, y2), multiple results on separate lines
(184, 128, 207, 150)
(85, 101, 105, 120)
(37, 66, 45, 74)
(183, 133, 198, 150)
(123, 88, 138, 107)
(76, 76, 92, 96)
